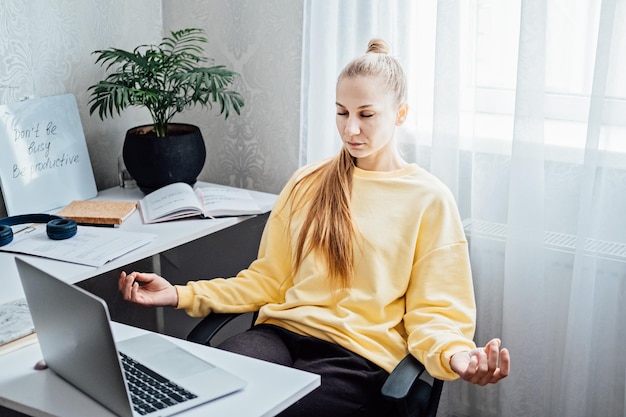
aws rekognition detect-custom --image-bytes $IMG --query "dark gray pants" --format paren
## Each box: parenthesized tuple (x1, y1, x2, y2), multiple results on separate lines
(217, 324, 392, 417)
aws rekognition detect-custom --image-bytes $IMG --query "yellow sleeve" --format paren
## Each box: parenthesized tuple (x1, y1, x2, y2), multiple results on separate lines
(175, 185, 295, 317)
(404, 192, 477, 380)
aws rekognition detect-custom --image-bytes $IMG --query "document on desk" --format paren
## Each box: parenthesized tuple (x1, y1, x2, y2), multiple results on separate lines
(0, 224, 156, 267)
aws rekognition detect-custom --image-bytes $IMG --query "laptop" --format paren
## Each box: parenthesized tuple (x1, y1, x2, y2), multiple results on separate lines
(15, 257, 246, 417)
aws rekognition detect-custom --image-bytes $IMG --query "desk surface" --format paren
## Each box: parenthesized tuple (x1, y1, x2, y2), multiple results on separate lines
(0, 322, 320, 417)
(0, 184, 320, 416)
(0, 182, 277, 306)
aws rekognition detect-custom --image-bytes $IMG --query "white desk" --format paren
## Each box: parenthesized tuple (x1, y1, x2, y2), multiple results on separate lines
(0, 322, 320, 417)
(0, 183, 318, 416)
(0, 182, 278, 306)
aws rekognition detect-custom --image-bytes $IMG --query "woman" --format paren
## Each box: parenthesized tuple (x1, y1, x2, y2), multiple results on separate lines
(119, 38, 510, 416)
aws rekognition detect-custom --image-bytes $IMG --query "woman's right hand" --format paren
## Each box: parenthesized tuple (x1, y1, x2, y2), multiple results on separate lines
(118, 271, 178, 308)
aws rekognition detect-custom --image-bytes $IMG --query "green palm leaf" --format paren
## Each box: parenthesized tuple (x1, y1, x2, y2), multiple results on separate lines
(87, 28, 244, 137)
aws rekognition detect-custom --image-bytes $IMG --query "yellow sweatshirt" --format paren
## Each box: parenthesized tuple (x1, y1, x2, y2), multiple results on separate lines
(176, 162, 476, 380)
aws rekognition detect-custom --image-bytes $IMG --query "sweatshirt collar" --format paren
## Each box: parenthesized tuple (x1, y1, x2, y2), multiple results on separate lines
(353, 163, 419, 179)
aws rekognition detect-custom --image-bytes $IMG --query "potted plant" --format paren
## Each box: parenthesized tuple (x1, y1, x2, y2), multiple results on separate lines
(88, 28, 244, 193)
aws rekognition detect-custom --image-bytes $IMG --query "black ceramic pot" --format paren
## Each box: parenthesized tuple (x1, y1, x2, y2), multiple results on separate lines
(122, 123, 206, 194)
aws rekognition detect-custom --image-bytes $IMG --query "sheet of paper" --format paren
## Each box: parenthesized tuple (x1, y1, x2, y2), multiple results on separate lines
(0, 224, 156, 267)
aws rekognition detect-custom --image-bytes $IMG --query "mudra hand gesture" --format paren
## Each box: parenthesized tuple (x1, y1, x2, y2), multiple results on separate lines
(451, 338, 510, 385)
(118, 271, 178, 308)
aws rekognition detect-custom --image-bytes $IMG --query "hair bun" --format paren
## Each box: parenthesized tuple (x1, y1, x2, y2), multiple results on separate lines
(366, 38, 391, 55)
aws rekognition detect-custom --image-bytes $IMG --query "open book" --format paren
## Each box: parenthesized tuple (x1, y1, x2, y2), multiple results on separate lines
(138, 182, 264, 224)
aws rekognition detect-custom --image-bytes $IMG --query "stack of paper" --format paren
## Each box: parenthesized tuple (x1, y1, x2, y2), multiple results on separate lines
(0, 298, 34, 348)
(0, 224, 156, 267)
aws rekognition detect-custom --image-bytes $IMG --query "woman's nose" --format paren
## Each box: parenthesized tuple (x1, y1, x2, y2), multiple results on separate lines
(344, 117, 360, 136)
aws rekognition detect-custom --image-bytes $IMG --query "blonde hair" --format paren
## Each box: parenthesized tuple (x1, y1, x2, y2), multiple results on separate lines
(292, 38, 406, 289)
(338, 38, 407, 105)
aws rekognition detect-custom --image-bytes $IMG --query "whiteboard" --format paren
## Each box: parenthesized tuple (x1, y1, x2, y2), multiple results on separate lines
(0, 94, 97, 215)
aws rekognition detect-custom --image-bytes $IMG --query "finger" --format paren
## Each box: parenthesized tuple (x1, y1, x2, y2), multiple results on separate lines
(486, 340, 500, 372)
(135, 273, 158, 288)
(118, 271, 127, 292)
(473, 339, 500, 384)
(484, 338, 501, 357)
(123, 272, 136, 301)
(483, 348, 511, 384)
(128, 271, 142, 283)
(477, 348, 489, 374)
(470, 349, 489, 385)
(499, 348, 511, 378)
(130, 280, 140, 303)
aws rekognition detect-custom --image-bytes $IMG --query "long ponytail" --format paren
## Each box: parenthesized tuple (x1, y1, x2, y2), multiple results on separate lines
(291, 148, 355, 289)
(291, 38, 406, 289)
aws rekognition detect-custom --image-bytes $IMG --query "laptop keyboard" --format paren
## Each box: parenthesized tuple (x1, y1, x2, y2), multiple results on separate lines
(120, 352, 198, 415)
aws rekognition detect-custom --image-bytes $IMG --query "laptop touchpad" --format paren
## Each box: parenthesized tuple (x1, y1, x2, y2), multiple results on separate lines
(149, 347, 215, 379)
(118, 333, 215, 379)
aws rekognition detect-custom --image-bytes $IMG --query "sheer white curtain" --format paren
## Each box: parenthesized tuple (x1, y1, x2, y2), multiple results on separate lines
(301, 1, 626, 416)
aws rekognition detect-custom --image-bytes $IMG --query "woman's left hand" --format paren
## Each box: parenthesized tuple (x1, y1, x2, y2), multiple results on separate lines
(450, 338, 510, 385)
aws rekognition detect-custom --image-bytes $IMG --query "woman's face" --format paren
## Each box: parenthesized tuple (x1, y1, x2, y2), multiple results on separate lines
(335, 75, 407, 171)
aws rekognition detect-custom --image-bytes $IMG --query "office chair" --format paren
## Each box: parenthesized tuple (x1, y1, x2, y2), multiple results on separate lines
(187, 312, 444, 417)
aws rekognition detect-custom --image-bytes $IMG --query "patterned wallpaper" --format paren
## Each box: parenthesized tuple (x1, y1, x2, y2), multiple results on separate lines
(0, 0, 303, 216)
(163, 0, 303, 194)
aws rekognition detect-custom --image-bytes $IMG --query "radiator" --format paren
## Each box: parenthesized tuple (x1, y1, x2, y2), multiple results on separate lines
(456, 219, 626, 417)
(463, 218, 626, 262)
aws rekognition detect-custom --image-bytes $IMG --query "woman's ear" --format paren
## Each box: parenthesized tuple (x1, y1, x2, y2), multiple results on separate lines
(395, 102, 409, 126)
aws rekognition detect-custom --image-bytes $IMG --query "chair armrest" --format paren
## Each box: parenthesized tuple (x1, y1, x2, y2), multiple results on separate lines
(186, 313, 244, 346)
(382, 355, 444, 417)
(381, 354, 427, 400)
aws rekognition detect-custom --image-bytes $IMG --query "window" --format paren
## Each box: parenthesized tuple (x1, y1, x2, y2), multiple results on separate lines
(404, 0, 626, 167)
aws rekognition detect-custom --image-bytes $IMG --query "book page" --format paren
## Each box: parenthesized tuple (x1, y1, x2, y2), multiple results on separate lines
(139, 183, 204, 222)
(196, 184, 262, 217)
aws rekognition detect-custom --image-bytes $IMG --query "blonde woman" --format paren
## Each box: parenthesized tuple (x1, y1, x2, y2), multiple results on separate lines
(119, 38, 510, 416)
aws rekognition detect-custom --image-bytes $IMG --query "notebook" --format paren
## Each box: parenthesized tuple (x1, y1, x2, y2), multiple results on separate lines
(15, 257, 246, 417)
